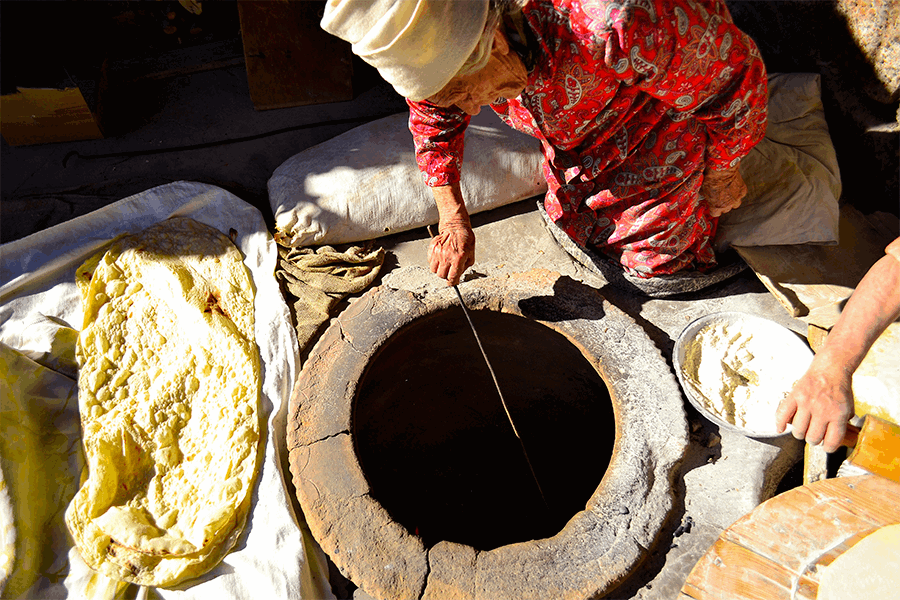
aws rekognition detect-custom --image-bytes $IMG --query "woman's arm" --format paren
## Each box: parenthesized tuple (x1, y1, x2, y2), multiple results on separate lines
(407, 99, 476, 284)
(775, 239, 900, 452)
(429, 182, 476, 286)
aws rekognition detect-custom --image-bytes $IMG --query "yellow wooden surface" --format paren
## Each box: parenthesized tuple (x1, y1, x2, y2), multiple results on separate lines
(846, 415, 900, 482)
(681, 475, 900, 600)
(0, 87, 103, 146)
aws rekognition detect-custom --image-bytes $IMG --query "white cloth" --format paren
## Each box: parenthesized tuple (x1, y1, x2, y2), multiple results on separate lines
(320, 0, 488, 101)
(715, 72, 842, 251)
(0, 182, 333, 600)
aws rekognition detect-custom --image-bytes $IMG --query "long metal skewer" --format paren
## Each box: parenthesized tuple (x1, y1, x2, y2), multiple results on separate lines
(428, 226, 549, 511)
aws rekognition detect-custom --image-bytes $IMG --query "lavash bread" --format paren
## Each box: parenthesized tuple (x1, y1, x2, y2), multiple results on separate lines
(65, 217, 261, 587)
(817, 524, 900, 600)
(0, 463, 13, 595)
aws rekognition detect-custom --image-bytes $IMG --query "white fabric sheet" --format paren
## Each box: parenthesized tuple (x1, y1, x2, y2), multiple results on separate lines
(0, 182, 334, 600)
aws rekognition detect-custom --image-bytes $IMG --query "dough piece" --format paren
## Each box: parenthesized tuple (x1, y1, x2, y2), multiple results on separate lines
(818, 524, 900, 600)
(65, 217, 261, 587)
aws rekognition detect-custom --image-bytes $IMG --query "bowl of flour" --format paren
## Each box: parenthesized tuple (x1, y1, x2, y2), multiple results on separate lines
(673, 312, 814, 438)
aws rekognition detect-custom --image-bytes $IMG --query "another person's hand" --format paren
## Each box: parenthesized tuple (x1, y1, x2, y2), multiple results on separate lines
(700, 165, 747, 217)
(429, 220, 475, 286)
(775, 240, 900, 454)
(775, 358, 855, 453)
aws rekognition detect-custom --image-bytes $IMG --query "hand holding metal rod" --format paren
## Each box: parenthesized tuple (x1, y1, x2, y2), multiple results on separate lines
(427, 226, 550, 512)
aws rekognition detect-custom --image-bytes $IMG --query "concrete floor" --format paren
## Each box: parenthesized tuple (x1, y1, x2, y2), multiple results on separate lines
(2, 63, 810, 599)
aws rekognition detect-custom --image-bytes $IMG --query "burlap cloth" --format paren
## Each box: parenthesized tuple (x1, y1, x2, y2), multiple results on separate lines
(276, 243, 385, 352)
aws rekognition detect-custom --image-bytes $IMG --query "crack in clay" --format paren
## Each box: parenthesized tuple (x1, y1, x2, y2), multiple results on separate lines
(337, 321, 366, 355)
(418, 550, 432, 600)
(308, 429, 351, 447)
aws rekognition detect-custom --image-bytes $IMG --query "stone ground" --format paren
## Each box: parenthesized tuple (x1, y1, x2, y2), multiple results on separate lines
(3, 4, 895, 595)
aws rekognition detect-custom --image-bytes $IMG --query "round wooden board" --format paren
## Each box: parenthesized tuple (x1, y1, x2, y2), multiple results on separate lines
(679, 474, 900, 600)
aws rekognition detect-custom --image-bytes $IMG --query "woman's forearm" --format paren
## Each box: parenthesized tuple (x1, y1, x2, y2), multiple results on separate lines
(428, 182, 475, 286)
(431, 182, 471, 227)
(816, 251, 900, 374)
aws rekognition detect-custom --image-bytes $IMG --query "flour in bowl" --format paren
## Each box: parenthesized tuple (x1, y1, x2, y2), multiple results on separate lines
(681, 319, 810, 433)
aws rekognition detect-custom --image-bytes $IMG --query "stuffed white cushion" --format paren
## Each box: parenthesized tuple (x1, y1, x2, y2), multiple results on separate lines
(269, 109, 546, 247)
(715, 73, 842, 251)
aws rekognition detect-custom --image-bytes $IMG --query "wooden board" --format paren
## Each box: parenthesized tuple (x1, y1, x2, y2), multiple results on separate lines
(237, 0, 353, 110)
(103, 38, 246, 83)
(1, 87, 103, 146)
(735, 205, 897, 328)
(680, 475, 900, 600)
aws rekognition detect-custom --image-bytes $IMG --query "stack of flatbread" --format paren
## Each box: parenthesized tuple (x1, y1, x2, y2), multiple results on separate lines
(65, 217, 261, 587)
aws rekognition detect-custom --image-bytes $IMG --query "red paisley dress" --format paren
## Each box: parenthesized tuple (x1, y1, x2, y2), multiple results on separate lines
(408, 0, 768, 277)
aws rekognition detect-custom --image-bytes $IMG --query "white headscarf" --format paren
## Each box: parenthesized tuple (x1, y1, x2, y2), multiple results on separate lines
(320, 0, 490, 101)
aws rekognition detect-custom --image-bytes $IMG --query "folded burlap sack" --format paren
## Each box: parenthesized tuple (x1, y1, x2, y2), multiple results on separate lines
(276, 244, 385, 352)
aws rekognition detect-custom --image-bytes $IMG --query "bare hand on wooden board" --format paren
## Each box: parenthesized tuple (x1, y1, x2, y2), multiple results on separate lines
(429, 182, 476, 286)
(700, 164, 747, 218)
(776, 237, 900, 453)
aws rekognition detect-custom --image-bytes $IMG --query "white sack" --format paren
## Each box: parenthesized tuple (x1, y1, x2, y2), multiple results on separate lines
(716, 72, 842, 251)
(269, 109, 546, 247)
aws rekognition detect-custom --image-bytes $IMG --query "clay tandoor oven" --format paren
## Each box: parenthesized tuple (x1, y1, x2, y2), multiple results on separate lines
(287, 270, 689, 600)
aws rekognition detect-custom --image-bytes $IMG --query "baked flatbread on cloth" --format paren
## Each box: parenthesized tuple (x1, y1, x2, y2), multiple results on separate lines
(65, 217, 261, 587)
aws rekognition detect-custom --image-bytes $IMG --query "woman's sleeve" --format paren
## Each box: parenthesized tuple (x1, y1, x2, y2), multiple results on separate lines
(406, 98, 471, 187)
(585, 0, 768, 171)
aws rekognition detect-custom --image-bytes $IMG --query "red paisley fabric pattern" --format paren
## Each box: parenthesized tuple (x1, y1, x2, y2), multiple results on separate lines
(408, 0, 767, 277)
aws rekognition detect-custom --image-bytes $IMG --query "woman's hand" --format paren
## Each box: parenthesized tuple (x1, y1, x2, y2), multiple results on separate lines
(429, 182, 475, 286)
(700, 165, 747, 217)
(429, 221, 475, 286)
(775, 359, 855, 453)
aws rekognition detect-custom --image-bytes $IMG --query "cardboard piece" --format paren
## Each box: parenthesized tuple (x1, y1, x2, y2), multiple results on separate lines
(1, 87, 103, 146)
(734, 205, 897, 327)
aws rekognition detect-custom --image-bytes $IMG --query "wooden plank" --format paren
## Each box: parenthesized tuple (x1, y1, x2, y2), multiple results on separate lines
(793, 575, 818, 600)
(237, 0, 353, 110)
(735, 204, 897, 327)
(803, 443, 829, 485)
(845, 416, 900, 482)
(0, 87, 103, 146)
(720, 477, 900, 574)
(684, 539, 795, 600)
(105, 38, 246, 82)
(682, 475, 900, 600)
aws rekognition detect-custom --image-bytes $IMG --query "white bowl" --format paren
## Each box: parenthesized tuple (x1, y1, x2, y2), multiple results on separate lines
(673, 311, 813, 438)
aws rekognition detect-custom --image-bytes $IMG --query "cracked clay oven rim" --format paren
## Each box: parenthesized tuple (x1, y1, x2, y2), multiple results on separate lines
(287, 269, 691, 600)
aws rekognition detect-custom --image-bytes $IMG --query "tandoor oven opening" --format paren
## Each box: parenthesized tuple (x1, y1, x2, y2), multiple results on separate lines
(353, 308, 616, 551)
